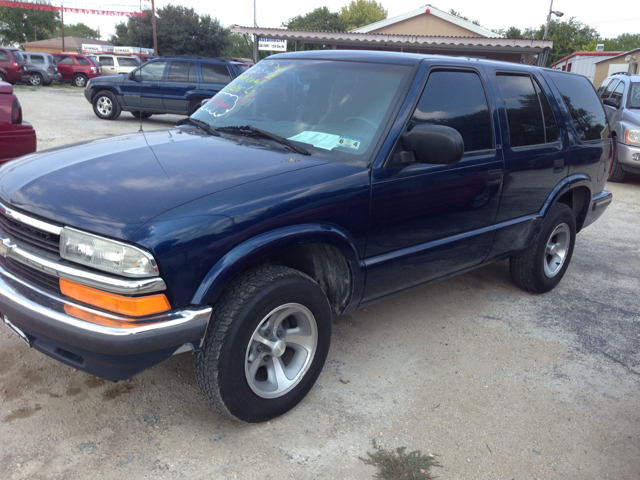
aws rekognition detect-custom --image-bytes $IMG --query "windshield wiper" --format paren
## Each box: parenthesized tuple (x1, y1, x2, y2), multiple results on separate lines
(177, 117, 220, 136)
(215, 125, 311, 156)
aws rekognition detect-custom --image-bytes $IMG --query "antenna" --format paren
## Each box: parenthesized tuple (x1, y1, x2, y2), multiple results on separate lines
(138, 0, 143, 132)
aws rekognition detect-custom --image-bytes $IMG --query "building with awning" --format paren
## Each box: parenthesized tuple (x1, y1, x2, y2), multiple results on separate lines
(231, 5, 553, 65)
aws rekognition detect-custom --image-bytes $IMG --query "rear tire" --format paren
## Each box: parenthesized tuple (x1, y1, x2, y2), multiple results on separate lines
(196, 266, 332, 423)
(608, 136, 626, 182)
(131, 111, 152, 119)
(92, 91, 121, 120)
(29, 73, 43, 86)
(73, 74, 87, 87)
(510, 202, 576, 294)
(188, 98, 203, 116)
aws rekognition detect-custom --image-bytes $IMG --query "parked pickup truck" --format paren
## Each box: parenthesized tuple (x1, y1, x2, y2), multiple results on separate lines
(0, 51, 612, 423)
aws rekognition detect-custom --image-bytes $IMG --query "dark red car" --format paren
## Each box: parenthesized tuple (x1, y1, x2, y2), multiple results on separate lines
(0, 81, 36, 162)
(51, 52, 102, 87)
(0, 46, 30, 85)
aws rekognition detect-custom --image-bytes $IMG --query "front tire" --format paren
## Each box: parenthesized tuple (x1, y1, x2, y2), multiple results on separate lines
(608, 136, 626, 182)
(92, 91, 121, 120)
(509, 202, 576, 293)
(196, 266, 332, 423)
(73, 74, 87, 87)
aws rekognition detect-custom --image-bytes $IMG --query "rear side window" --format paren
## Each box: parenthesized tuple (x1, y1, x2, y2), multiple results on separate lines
(117, 57, 138, 67)
(98, 56, 114, 66)
(76, 57, 90, 65)
(167, 61, 196, 82)
(548, 71, 609, 141)
(31, 55, 45, 64)
(201, 63, 231, 83)
(496, 74, 558, 147)
(0, 51, 10, 61)
(13, 51, 23, 62)
(410, 70, 493, 152)
(56, 56, 73, 64)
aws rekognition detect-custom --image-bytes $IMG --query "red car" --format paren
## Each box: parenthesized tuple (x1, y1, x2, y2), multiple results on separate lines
(51, 52, 102, 87)
(0, 82, 36, 162)
(0, 46, 30, 85)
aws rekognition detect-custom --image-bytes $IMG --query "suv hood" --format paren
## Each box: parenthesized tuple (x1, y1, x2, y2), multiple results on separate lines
(0, 128, 327, 239)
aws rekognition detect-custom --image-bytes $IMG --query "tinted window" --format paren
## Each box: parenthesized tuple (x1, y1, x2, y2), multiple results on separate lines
(98, 56, 114, 66)
(533, 80, 559, 143)
(167, 61, 195, 82)
(31, 55, 45, 64)
(201, 63, 231, 83)
(76, 57, 90, 65)
(0, 51, 9, 61)
(597, 78, 612, 97)
(410, 70, 493, 152)
(630, 83, 640, 108)
(134, 61, 167, 81)
(601, 79, 619, 99)
(56, 56, 73, 64)
(12, 51, 23, 61)
(610, 80, 625, 103)
(117, 57, 138, 67)
(497, 74, 546, 147)
(548, 71, 609, 141)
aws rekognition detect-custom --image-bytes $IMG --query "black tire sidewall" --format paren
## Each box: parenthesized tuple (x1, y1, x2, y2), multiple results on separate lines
(531, 204, 576, 292)
(216, 275, 331, 423)
(93, 92, 118, 120)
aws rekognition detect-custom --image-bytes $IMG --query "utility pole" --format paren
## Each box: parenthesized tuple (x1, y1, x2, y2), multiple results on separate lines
(61, 4, 65, 52)
(252, 0, 258, 63)
(151, 0, 158, 56)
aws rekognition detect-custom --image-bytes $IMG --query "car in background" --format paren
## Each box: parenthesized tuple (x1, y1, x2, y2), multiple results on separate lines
(0, 47, 30, 85)
(23, 52, 61, 86)
(51, 52, 102, 87)
(89, 54, 140, 76)
(83, 56, 251, 120)
(597, 72, 640, 182)
(0, 81, 36, 162)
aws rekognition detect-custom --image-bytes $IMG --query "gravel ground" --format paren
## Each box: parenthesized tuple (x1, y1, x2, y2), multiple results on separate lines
(1, 86, 639, 479)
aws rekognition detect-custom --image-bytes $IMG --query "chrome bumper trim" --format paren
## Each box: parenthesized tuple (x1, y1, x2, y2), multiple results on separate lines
(0, 200, 63, 235)
(2, 242, 166, 294)
(0, 262, 211, 338)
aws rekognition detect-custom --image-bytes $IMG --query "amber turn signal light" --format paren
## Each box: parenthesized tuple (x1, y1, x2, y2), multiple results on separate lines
(60, 279, 170, 317)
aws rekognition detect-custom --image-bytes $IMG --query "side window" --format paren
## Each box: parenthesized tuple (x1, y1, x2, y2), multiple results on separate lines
(31, 55, 44, 64)
(533, 80, 559, 143)
(548, 71, 609, 141)
(0, 51, 9, 61)
(410, 70, 493, 153)
(496, 74, 552, 147)
(610, 81, 625, 103)
(167, 61, 195, 82)
(596, 79, 612, 97)
(56, 56, 73, 64)
(76, 57, 90, 65)
(134, 61, 167, 81)
(98, 56, 114, 66)
(116, 57, 138, 67)
(201, 63, 232, 83)
(601, 79, 619, 99)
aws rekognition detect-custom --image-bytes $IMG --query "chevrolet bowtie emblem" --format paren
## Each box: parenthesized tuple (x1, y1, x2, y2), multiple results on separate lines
(0, 237, 16, 257)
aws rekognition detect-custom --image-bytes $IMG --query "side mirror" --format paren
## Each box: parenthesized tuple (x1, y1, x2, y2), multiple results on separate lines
(401, 124, 464, 165)
(603, 97, 620, 108)
(129, 71, 138, 81)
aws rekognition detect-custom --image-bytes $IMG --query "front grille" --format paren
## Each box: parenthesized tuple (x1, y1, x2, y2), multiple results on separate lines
(2, 257, 61, 294)
(0, 209, 60, 255)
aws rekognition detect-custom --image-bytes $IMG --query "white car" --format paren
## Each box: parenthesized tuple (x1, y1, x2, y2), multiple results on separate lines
(89, 54, 140, 76)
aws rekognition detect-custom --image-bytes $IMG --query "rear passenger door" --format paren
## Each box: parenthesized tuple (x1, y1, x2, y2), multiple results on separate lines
(363, 66, 504, 303)
(162, 60, 196, 114)
(54, 55, 74, 80)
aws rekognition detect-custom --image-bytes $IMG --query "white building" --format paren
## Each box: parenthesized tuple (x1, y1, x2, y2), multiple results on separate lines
(551, 52, 622, 83)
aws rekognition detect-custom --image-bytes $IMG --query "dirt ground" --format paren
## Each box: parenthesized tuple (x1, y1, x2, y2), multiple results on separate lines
(1, 86, 638, 479)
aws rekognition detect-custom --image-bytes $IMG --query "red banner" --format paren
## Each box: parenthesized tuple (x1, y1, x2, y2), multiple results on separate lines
(0, 1, 147, 16)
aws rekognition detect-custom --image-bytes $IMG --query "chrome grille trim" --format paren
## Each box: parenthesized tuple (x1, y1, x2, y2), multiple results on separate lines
(0, 201, 62, 236)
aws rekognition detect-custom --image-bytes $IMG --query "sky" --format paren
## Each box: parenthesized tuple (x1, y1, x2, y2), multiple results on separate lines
(57, 0, 638, 45)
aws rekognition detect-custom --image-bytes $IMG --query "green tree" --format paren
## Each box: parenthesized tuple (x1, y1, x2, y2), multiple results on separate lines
(525, 17, 599, 64)
(55, 22, 100, 39)
(602, 33, 640, 52)
(108, 9, 153, 47)
(340, 0, 387, 31)
(282, 7, 346, 51)
(447, 9, 481, 27)
(504, 26, 523, 39)
(0, 0, 59, 45)
(222, 33, 253, 59)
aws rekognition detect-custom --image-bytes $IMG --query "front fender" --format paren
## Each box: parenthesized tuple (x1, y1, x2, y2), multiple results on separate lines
(191, 224, 365, 312)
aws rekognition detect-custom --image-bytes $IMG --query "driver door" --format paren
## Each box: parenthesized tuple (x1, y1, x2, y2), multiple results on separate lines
(121, 60, 168, 110)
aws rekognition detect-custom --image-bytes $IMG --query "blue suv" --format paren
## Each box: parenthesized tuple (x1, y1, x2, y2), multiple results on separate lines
(84, 56, 251, 120)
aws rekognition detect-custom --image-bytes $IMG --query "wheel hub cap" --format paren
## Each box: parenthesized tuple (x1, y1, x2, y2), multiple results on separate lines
(544, 223, 570, 278)
(271, 340, 286, 357)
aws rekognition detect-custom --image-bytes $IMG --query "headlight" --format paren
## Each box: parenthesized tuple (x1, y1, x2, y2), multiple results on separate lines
(625, 128, 640, 146)
(86, 80, 91, 88)
(60, 227, 159, 278)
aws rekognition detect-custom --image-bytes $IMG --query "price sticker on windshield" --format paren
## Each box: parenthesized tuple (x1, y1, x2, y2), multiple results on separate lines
(337, 136, 361, 150)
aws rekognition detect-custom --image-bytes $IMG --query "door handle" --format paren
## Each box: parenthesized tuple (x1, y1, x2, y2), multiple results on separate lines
(151, 83, 161, 87)
(553, 159, 564, 173)
(486, 169, 503, 186)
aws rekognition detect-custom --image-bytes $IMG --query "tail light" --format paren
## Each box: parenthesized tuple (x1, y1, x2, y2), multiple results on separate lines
(91, 67, 97, 73)
(12, 61, 19, 71)
(11, 99, 22, 124)
(48, 65, 52, 73)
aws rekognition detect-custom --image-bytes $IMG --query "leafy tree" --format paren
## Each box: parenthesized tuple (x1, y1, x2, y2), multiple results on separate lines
(55, 22, 100, 39)
(282, 7, 346, 51)
(601, 33, 640, 52)
(340, 0, 387, 31)
(222, 33, 253, 59)
(524, 17, 599, 65)
(109, 4, 229, 57)
(448, 9, 481, 27)
(504, 26, 524, 39)
(0, 0, 59, 45)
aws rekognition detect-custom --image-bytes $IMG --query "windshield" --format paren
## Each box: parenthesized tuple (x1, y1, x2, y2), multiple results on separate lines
(630, 83, 640, 109)
(190, 59, 413, 166)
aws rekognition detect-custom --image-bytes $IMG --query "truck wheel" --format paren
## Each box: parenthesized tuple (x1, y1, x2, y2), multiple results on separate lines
(131, 111, 152, 119)
(608, 136, 626, 182)
(73, 74, 88, 87)
(188, 98, 203, 116)
(92, 91, 121, 120)
(509, 202, 576, 294)
(196, 266, 332, 423)
(29, 73, 43, 86)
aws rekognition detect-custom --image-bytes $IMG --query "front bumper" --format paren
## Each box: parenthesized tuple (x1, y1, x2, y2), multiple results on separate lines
(617, 142, 640, 172)
(83, 88, 92, 103)
(0, 262, 211, 381)
(47, 73, 62, 82)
